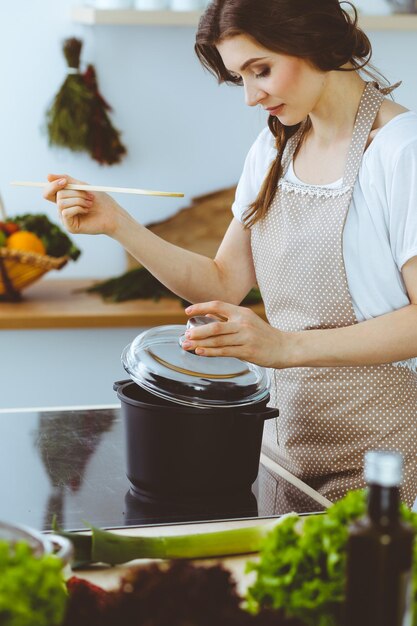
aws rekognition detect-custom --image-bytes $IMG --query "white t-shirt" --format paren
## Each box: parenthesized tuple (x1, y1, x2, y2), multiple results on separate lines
(232, 111, 417, 323)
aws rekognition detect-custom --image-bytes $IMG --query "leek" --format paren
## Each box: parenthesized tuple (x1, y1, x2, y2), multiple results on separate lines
(58, 517, 290, 569)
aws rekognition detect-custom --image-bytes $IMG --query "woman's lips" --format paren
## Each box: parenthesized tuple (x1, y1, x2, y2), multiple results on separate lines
(266, 104, 285, 115)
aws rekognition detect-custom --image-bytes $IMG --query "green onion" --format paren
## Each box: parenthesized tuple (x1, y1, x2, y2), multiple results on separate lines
(58, 518, 290, 569)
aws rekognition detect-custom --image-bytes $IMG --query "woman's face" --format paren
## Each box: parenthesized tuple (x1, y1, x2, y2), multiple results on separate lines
(216, 34, 326, 126)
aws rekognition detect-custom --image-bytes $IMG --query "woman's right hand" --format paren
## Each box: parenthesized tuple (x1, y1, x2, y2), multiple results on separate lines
(43, 174, 126, 237)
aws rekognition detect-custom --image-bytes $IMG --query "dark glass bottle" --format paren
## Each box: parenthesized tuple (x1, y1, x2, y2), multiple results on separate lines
(345, 451, 415, 626)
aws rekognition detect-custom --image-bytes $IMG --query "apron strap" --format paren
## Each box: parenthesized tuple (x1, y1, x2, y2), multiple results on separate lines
(281, 125, 306, 177)
(342, 82, 386, 187)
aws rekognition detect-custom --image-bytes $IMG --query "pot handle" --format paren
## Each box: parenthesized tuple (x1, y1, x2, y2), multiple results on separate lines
(260, 407, 279, 421)
(240, 407, 279, 421)
(113, 379, 131, 392)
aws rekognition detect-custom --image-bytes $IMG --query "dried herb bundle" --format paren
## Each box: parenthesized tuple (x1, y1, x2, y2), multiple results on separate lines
(83, 64, 127, 165)
(46, 38, 92, 153)
(46, 38, 127, 166)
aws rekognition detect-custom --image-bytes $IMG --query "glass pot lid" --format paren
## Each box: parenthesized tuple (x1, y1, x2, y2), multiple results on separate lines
(121, 316, 270, 408)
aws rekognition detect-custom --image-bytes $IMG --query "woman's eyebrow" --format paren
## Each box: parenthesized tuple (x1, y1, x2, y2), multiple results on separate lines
(240, 56, 268, 71)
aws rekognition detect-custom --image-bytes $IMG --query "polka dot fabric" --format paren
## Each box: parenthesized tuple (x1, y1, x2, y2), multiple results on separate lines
(251, 83, 417, 508)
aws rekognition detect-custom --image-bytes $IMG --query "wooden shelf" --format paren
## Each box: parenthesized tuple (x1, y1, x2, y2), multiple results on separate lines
(360, 13, 417, 29)
(72, 7, 417, 29)
(0, 278, 265, 330)
(71, 7, 201, 25)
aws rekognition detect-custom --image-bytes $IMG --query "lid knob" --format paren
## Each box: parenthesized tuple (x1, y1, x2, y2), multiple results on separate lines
(179, 316, 220, 353)
(187, 315, 219, 330)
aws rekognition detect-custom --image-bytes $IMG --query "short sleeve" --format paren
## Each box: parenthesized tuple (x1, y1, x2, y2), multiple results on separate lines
(388, 138, 417, 270)
(231, 127, 276, 223)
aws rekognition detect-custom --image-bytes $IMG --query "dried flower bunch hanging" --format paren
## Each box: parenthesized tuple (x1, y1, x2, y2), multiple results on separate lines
(46, 37, 127, 166)
(83, 64, 127, 165)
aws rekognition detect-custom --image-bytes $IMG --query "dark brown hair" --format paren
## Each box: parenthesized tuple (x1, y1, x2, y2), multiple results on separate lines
(195, 0, 387, 227)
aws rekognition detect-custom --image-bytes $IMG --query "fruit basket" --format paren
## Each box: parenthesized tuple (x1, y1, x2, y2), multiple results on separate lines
(0, 195, 80, 302)
(0, 247, 69, 301)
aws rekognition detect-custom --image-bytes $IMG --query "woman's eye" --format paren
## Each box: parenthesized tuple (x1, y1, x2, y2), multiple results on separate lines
(229, 72, 243, 85)
(255, 68, 270, 79)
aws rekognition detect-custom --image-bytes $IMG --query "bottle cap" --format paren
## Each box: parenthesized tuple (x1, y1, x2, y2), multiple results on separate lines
(364, 450, 403, 487)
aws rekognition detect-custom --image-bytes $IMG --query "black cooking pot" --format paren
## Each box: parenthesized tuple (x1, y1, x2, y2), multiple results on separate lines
(115, 316, 279, 500)
(114, 379, 278, 500)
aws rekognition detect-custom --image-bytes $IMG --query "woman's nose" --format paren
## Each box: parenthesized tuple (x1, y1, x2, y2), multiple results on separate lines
(244, 84, 266, 107)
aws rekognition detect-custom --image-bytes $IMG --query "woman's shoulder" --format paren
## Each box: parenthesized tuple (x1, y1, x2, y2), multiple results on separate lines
(250, 125, 276, 156)
(243, 126, 277, 180)
(375, 97, 409, 127)
(366, 108, 417, 165)
(232, 127, 277, 221)
(373, 104, 417, 143)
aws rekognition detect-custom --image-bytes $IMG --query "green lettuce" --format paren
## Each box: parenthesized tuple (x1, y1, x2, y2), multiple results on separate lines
(0, 540, 68, 626)
(246, 490, 417, 626)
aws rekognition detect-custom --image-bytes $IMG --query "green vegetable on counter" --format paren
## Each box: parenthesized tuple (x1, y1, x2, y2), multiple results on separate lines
(86, 265, 263, 305)
(0, 540, 68, 626)
(57, 519, 282, 569)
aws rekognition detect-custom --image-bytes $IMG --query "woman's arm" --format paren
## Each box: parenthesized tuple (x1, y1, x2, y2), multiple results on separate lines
(182, 256, 417, 369)
(114, 210, 256, 305)
(44, 175, 256, 305)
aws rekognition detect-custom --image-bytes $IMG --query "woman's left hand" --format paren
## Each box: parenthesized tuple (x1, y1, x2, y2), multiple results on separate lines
(182, 300, 291, 368)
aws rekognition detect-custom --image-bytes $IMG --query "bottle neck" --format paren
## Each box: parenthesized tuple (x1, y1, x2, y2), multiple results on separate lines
(367, 483, 400, 526)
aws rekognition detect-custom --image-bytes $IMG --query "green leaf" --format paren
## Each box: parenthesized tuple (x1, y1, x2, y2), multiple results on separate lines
(0, 540, 67, 626)
(246, 490, 417, 626)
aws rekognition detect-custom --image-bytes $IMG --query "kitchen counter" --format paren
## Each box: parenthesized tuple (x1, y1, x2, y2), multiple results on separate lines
(0, 403, 328, 592)
(0, 278, 266, 330)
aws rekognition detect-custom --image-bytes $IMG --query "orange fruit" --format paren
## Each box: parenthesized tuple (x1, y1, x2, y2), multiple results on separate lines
(6, 230, 46, 255)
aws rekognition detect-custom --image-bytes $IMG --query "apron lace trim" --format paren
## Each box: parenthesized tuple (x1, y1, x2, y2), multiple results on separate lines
(278, 179, 351, 199)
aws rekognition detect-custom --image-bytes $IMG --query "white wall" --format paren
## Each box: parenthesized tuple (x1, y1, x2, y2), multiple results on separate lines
(0, 327, 138, 408)
(1, 2, 417, 280)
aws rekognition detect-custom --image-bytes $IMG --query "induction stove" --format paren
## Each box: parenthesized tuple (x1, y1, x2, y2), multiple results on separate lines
(0, 406, 325, 532)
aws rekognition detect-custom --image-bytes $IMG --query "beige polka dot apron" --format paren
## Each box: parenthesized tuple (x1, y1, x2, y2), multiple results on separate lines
(251, 82, 417, 507)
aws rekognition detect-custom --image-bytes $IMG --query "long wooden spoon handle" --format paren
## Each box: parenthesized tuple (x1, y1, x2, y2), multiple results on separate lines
(11, 181, 184, 198)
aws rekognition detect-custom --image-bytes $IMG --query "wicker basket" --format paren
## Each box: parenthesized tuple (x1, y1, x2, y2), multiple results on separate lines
(0, 195, 69, 301)
(0, 248, 69, 301)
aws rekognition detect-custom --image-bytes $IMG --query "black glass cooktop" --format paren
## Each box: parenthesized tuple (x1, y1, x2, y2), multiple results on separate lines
(0, 407, 324, 532)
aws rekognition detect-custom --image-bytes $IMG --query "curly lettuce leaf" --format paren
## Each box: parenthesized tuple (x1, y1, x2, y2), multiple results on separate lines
(246, 490, 368, 626)
(247, 490, 417, 626)
(0, 540, 68, 626)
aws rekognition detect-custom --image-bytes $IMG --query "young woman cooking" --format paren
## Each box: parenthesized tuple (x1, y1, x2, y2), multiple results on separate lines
(43, 0, 417, 507)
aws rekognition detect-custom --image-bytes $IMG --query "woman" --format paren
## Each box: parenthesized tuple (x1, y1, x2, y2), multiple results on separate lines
(44, 0, 417, 506)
